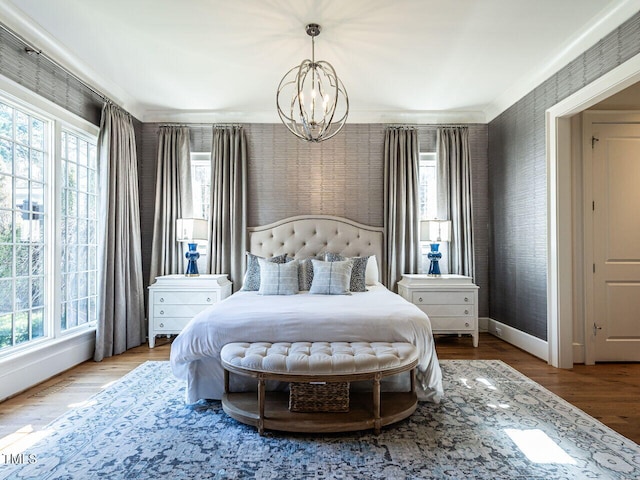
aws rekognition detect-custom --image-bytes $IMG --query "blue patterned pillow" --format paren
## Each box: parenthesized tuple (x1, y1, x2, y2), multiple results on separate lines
(298, 255, 324, 291)
(241, 252, 288, 291)
(309, 259, 353, 295)
(258, 259, 299, 295)
(324, 252, 370, 292)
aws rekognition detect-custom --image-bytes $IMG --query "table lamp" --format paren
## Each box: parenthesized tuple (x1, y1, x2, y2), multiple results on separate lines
(420, 220, 452, 276)
(176, 218, 209, 276)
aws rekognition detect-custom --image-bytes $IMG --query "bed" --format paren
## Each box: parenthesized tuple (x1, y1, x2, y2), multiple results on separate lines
(170, 215, 443, 403)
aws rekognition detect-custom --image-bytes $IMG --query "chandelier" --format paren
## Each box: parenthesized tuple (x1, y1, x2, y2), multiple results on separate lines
(276, 23, 349, 142)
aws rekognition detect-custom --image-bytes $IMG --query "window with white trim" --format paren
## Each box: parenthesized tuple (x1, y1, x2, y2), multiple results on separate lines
(61, 130, 98, 330)
(190, 152, 211, 220)
(418, 152, 448, 274)
(0, 93, 98, 355)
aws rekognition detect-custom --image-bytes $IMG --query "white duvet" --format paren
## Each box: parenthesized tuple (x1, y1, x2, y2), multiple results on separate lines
(170, 284, 444, 403)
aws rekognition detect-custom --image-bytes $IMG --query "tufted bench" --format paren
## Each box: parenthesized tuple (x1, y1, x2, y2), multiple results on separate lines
(220, 341, 419, 435)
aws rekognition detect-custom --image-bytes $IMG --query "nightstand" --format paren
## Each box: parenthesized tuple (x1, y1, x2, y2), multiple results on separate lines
(148, 274, 232, 348)
(397, 274, 479, 347)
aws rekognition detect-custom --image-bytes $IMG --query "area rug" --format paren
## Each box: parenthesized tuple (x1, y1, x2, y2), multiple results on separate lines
(1, 360, 638, 480)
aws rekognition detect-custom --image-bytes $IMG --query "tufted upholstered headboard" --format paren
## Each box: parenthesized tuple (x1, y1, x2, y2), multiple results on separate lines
(247, 215, 384, 272)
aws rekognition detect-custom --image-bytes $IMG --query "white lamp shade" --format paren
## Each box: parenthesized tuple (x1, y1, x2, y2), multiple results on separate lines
(420, 220, 451, 242)
(176, 218, 209, 242)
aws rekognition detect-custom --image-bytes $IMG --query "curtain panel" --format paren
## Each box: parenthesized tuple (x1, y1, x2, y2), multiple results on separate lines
(149, 126, 192, 283)
(384, 127, 420, 291)
(94, 103, 145, 361)
(437, 126, 475, 278)
(208, 126, 247, 291)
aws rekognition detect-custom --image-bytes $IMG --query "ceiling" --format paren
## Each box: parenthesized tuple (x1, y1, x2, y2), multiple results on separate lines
(1, 0, 638, 123)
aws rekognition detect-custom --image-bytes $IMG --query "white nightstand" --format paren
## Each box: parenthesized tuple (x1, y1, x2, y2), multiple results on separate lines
(148, 274, 232, 348)
(397, 274, 479, 347)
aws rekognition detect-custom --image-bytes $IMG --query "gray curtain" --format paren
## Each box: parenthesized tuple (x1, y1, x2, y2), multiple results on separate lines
(207, 125, 247, 291)
(384, 127, 420, 291)
(437, 127, 475, 278)
(149, 126, 192, 283)
(94, 103, 145, 361)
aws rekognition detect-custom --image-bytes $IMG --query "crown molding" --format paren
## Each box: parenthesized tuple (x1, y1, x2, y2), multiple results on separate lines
(143, 108, 487, 125)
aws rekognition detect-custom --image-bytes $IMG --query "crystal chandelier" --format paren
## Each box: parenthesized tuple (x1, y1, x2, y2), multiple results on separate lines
(276, 24, 349, 142)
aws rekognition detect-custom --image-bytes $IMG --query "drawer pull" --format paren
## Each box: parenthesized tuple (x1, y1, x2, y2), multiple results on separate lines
(465, 310, 469, 315)
(465, 322, 469, 327)
(206, 297, 211, 303)
(418, 297, 423, 303)
(160, 310, 164, 315)
(159, 323, 164, 328)
(159, 297, 164, 303)
(464, 297, 469, 302)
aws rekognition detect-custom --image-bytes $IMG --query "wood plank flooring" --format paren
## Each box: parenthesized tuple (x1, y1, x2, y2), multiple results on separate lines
(1, 333, 638, 451)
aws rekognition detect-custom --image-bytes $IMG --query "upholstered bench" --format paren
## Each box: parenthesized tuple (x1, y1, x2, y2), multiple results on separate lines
(220, 341, 419, 435)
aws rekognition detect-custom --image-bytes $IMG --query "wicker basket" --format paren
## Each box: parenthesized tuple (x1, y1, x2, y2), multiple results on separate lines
(289, 382, 350, 412)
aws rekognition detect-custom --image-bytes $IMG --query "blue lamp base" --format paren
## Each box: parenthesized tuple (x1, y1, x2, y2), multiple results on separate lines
(185, 243, 200, 276)
(427, 243, 442, 276)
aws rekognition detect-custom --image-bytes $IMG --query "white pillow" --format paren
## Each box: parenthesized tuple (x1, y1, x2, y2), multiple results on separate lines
(365, 255, 379, 285)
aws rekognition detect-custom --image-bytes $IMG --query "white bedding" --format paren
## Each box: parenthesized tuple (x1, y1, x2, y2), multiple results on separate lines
(170, 284, 444, 403)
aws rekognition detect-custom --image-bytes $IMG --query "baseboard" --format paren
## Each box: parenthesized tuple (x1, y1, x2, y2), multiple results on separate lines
(487, 319, 548, 362)
(0, 329, 95, 402)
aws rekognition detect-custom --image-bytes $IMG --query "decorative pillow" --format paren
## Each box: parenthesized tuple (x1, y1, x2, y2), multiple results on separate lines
(297, 255, 323, 291)
(241, 252, 288, 291)
(309, 259, 353, 295)
(324, 252, 370, 292)
(365, 255, 379, 285)
(258, 259, 299, 295)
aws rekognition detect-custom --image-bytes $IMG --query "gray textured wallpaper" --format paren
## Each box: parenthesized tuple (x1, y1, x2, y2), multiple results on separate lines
(138, 122, 489, 316)
(488, 11, 640, 340)
(0, 25, 103, 125)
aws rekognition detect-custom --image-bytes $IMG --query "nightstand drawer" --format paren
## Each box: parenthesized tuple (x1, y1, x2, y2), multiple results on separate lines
(154, 291, 218, 305)
(419, 304, 474, 317)
(429, 317, 475, 331)
(154, 304, 210, 318)
(412, 291, 474, 305)
(153, 317, 191, 331)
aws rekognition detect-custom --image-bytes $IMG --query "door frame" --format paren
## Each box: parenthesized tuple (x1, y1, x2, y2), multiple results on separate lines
(546, 52, 640, 368)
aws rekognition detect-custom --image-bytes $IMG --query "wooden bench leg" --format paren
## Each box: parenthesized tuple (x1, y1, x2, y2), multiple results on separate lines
(258, 375, 266, 435)
(373, 372, 381, 434)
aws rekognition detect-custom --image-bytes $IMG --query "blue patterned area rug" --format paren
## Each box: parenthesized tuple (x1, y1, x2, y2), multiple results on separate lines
(1, 360, 639, 480)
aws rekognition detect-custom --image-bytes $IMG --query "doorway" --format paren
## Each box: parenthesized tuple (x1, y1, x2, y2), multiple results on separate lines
(546, 52, 640, 368)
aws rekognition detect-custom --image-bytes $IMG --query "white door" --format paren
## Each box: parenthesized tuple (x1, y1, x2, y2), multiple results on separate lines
(591, 123, 640, 361)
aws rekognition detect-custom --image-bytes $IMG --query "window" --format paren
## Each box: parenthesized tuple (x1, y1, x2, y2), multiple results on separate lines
(0, 103, 47, 349)
(419, 152, 437, 220)
(0, 92, 98, 356)
(190, 152, 211, 220)
(61, 130, 98, 330)
(418, 152, 448, 274)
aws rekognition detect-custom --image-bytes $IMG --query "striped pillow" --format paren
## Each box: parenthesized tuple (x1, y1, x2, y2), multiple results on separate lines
(324, 252, 370, 292)
(309, 259, 353, 295)
(258, 259, 299, 295)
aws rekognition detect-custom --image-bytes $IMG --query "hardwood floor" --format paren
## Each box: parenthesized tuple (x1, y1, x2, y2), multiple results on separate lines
(1, 333, 638, 452)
